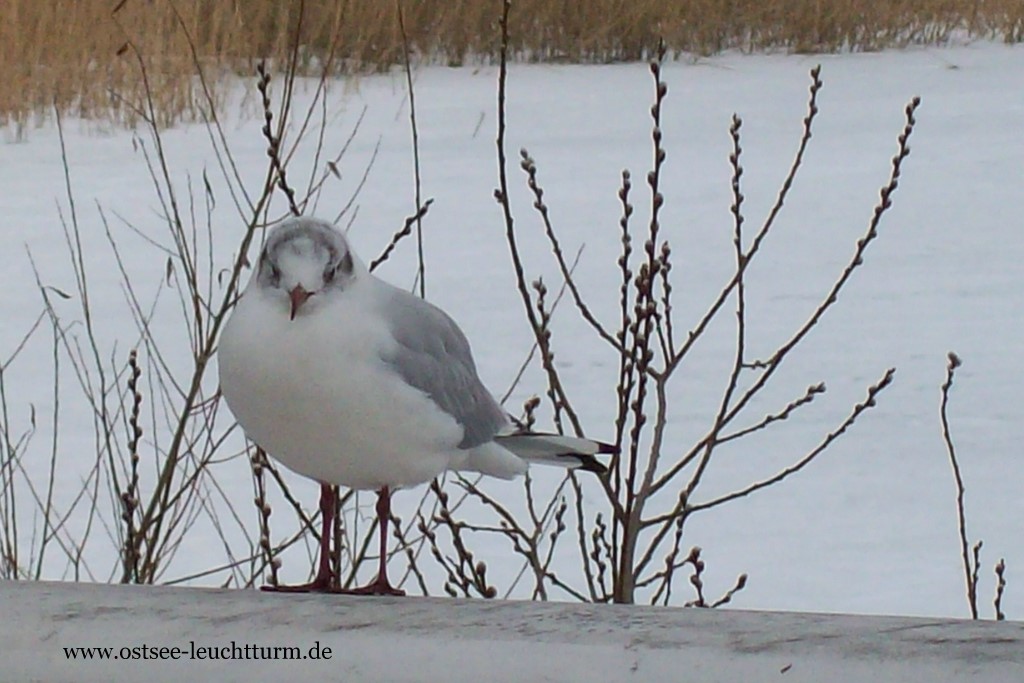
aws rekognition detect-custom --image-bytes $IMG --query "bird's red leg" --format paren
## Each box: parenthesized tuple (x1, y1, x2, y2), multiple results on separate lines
(315, 483, 338, 588)
(340, 486, 405, 596)
(262, 483, 337, 592)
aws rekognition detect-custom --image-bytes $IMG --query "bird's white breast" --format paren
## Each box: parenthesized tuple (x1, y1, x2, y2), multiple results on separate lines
(218, 282, 462, 490)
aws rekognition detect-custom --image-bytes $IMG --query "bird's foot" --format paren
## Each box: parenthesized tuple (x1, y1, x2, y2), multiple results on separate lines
(261, 574, 404, 596)
(335, 576, 405, 597)
(261, 574, 336, 593)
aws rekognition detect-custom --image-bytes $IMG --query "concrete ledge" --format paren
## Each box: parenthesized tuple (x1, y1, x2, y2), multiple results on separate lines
(1, 581, 1022, 682)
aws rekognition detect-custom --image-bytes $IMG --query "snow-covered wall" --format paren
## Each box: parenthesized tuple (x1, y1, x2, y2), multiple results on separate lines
(1, 581, 1021, 682)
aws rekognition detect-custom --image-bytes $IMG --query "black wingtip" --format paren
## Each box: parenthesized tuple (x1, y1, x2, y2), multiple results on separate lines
(573, 453, 610, 476)
(564, 439, 616, 475)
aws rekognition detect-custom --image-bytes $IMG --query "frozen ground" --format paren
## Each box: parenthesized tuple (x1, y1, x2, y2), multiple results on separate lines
(1, 41, 1021, 618)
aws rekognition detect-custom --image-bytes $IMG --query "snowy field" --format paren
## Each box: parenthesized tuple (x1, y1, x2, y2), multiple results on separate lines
(1, 41, 1021, 618)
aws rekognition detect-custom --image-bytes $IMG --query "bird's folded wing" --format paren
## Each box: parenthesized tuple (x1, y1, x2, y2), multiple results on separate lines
(376, 284, 507, 449)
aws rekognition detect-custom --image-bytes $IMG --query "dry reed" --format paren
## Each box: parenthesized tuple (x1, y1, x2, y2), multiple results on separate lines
(1, 0, 1022, 131)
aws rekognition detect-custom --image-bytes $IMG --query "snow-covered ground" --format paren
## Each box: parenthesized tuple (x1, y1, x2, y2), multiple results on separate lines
(5, 581, 1023, 682)
(1, 41, 1021, 618)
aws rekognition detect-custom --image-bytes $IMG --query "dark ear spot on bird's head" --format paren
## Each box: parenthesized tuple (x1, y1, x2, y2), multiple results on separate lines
(323, 251, 353, 287)
(258, 249, 282, 287)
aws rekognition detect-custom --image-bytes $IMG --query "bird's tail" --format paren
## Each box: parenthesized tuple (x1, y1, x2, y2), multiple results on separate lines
(494, 431, 613, 475)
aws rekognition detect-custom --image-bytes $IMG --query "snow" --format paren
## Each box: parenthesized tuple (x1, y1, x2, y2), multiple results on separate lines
(1, 41, 1022, 617)
(3, 581, 1023, 682)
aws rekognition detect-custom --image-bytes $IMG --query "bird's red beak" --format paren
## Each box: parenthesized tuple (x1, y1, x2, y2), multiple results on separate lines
(289, 285, 313, 320)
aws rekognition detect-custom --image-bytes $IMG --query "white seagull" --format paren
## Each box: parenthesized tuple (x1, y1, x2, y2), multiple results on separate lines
(219, 217, 610, 595)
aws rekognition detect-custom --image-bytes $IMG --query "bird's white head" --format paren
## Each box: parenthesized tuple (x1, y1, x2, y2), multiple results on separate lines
(255, 217, 361, 320)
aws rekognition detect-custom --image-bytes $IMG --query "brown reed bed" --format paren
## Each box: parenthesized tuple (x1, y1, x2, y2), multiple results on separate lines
(1, 0, 1021, 131)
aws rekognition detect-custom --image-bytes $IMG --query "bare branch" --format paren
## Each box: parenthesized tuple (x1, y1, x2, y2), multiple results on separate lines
(369, 200, 435, 272)
(690, 367, 895, 513)
(941, 351, 978, 619)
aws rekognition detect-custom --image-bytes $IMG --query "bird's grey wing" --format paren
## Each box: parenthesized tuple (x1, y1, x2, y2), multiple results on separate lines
(375, 284, 507, 449)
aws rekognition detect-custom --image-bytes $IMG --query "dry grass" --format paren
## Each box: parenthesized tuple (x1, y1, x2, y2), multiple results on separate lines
(1, 0, 1022, 130)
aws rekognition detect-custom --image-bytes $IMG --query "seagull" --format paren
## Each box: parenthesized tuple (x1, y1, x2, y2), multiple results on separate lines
(218, 217, 611, 595)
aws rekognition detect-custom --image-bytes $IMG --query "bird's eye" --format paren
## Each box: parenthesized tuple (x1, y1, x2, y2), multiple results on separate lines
(266, 262, 281, 284)
(323, 264, 337, 284)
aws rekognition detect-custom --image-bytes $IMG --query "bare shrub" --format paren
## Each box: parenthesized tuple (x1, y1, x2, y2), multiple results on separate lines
(2, 3, 380, 587)
(449, 1, 918, 604)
